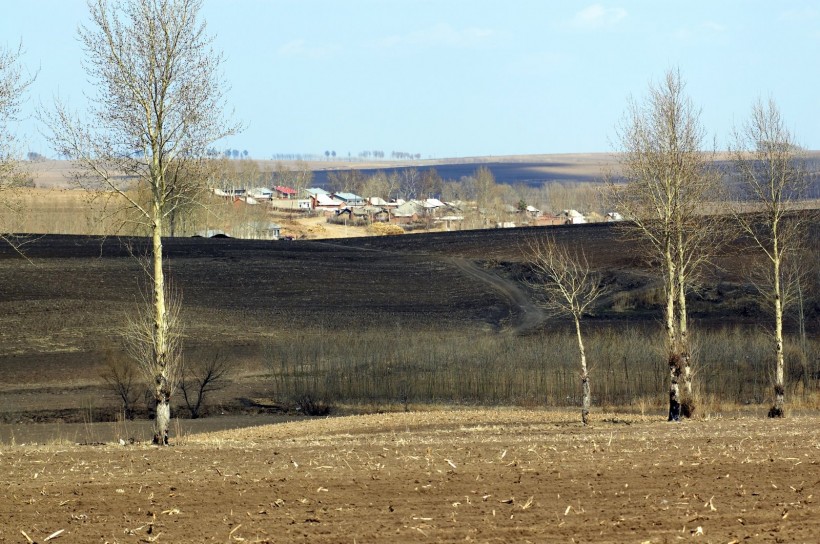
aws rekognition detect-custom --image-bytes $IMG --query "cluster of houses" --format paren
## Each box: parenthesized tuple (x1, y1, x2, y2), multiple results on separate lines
(211, 184, 624, 238)
(305, 188, 466, 228)
(214, 185, 469, 229)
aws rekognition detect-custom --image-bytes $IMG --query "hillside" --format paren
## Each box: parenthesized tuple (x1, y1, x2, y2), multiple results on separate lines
(0, 216, 817, 423)
(24, 154, 621, 189)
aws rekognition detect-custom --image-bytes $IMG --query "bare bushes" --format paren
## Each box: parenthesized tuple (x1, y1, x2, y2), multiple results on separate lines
(263, 325, 616, 409)
(100, 350, 146, 420)
(101, 347, 233, 421)
(263, 324, 819, 414)
(180, 352, 231, 419)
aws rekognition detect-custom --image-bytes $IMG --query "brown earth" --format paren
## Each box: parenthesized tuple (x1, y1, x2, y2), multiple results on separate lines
(2, 409, 820, 543)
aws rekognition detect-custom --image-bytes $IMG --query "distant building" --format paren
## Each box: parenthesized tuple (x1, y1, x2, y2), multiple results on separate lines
(274, 185, 297, 199)
(305, 187, 330, 198)
(311, 193, 345, 211)
(248, 187, 273, 200)
(532, 213, 565, 226)
(561, 209, 587, 225)
(333, 192, 366, 206)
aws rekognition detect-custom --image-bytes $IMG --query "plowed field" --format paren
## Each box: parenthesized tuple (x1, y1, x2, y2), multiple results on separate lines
(3, 410, 819, 543)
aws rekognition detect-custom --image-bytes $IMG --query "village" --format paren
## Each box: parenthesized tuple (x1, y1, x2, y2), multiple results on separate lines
(211, 182, 623, 240)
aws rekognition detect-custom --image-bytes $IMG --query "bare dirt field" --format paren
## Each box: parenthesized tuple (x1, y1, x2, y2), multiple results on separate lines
(2, 409, 819, 543)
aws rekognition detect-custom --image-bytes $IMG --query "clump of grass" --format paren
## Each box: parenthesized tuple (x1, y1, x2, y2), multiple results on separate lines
(294, 394, 332, 416)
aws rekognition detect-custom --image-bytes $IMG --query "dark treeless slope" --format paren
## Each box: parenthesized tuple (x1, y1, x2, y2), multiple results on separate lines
(0, 232, 534, 419)
(0, 218, 816, 420)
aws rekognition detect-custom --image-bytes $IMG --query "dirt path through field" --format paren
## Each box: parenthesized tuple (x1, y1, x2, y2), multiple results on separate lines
(309, 240, 545, 332)
(448, 257, 545, 333)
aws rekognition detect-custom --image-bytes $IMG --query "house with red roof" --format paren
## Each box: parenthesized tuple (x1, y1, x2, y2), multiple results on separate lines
(274, 185, 297, 199)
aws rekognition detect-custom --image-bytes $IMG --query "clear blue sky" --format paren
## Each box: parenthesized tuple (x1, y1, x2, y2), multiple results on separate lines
(3, 1, 819, 159)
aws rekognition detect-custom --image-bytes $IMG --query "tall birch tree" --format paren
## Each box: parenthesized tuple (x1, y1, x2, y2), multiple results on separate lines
(527, 236, 607, 425)
(609, 69, 720, 421)
(44, 0, 239, 444)
(730, 98, 809, 418)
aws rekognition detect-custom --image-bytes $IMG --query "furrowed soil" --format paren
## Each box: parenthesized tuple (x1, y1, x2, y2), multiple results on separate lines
(0, 218, 817, 423)
(0, 225, 648, 423)
(0, 220, 817, 541)
(3, 410, 820, 543)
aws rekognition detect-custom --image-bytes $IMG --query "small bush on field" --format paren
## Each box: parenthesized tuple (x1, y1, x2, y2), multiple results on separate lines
(610, 286, 665, 312)
(100, 350, 146, 420)
(294, 393, 332, 416)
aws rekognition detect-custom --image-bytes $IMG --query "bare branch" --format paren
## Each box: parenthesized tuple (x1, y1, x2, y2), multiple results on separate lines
(525, 236, 607, 319)
(180, 351, 231, 418)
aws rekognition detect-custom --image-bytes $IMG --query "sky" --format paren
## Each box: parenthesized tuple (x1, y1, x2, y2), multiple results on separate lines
(2, 1, 819, 159)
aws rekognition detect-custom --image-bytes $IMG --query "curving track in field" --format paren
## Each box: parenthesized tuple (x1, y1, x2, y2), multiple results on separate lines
(313, 240, 547, 333)
(447, 257, 545, 334)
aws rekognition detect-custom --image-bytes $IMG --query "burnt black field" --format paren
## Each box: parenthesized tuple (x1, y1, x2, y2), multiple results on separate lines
(0, 217, 817, 422)
(310, 160, 606, 187)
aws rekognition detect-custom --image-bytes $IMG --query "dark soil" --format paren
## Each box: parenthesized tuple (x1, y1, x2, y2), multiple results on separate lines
(0, 218, 817, 423)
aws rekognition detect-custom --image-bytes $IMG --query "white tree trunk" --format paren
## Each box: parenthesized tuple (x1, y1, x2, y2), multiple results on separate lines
(770, 247, 785, 418)
(676, 263, 694, 417)
(155, 396, 171, 445)
(665, 247, 681, 421)
(574, 315, 591, 426)
(151, 199, 172, 444)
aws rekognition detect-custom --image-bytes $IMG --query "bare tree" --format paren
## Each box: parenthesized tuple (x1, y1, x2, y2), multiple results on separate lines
(730, 98, 810, 418)
(44, 0, 239, 444)
(360, 171, 390, 201)
(609, 69, 720, 421)
(271, 160, 313, 198)
(327, 169, 365, 195)
(180, 352, 231, 418)
(420, 168, 442, 199)
(398, 168, 421, 200)
(526, 236, 607, 425)
(100, 350, 145, 420)
(0, 42, 35, 243)
(474, 166, 499, 214)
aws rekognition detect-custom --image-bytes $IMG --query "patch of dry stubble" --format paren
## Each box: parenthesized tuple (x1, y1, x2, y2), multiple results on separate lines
(1, 409, 819, 543)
